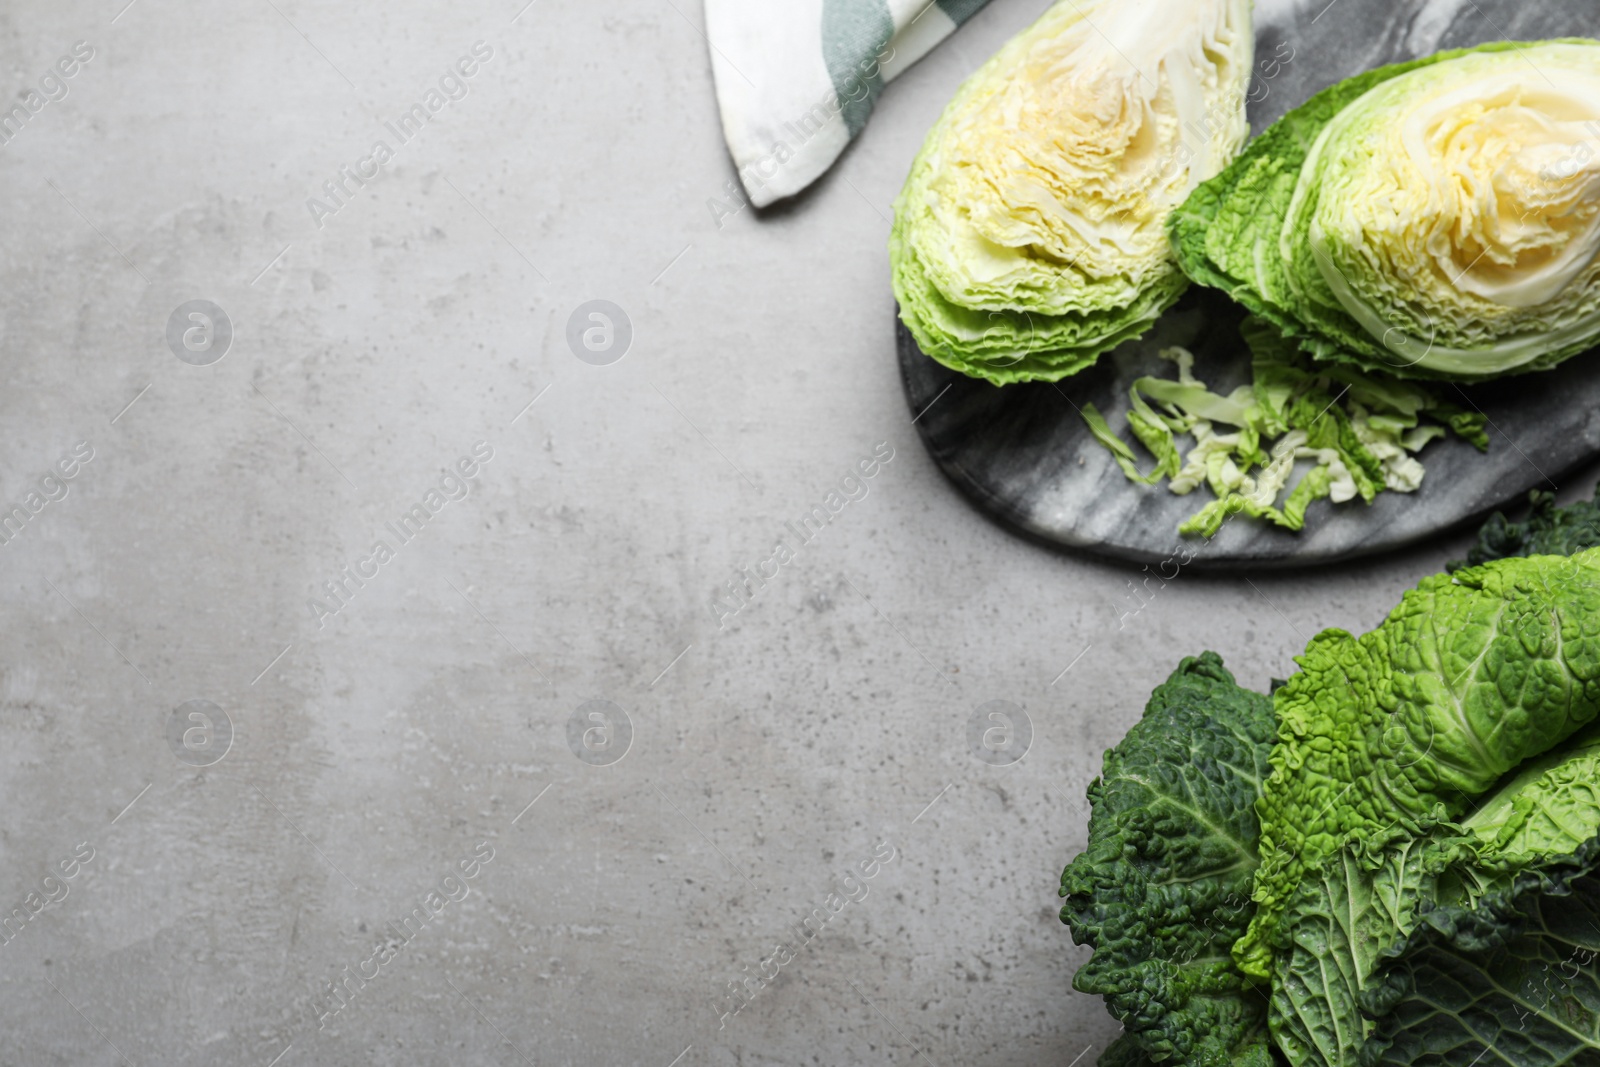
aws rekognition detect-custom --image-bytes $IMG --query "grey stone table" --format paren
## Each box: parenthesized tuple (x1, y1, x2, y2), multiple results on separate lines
(1, 1, 1594, 1066)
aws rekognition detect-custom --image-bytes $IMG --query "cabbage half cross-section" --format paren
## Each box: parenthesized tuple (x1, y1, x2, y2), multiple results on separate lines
(1172, 39, 1600, 381)
(890, 0, 1255, 386)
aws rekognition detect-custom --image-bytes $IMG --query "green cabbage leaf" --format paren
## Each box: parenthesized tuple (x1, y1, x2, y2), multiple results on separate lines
(1060, 653, 1276, 1067)
(1239, 549, 1600, 981)
(1267, 833, 1471, 1067)
(1461, 728, 1600, 870)
(1454, 486, 1600, 571)
(1360, 835, 1600, 1067)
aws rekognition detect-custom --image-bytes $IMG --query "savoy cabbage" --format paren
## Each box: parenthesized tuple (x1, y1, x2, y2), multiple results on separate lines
(1062, 531, 1600, 1067)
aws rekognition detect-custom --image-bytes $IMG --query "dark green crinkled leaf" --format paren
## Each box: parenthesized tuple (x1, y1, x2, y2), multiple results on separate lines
(1101, 1034, 1162, 1067)
(1269, 831, 1475, 1067)
(1061, 653, 1276, 1067)
(1359, 835, 1600, 1067)
(1452, 487, 1600, 571)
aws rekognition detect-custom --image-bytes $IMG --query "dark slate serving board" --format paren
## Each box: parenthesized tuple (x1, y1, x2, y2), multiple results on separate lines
(898, 0, 1600, 569)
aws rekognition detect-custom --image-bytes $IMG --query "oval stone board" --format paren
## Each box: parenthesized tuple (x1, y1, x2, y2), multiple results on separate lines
(900, 299, 1600, 570)
(898, 0, 1600, 570)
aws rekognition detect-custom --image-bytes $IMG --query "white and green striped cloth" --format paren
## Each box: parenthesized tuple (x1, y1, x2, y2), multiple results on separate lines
(704, 0, 990, 208)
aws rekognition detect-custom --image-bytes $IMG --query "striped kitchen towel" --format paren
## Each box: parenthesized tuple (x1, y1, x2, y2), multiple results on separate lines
(704, 0, 991, 210)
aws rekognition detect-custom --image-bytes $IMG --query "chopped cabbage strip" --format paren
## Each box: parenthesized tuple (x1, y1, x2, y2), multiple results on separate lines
(1082, 319, 1488, 535)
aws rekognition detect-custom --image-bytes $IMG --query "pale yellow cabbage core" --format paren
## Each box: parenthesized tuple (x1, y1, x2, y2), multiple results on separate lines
(1299, 44, 1600, 374)
(907, 0, 1253, 317)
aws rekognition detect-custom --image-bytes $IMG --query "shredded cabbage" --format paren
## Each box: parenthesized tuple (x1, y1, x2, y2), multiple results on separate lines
(1082, 317, 1487, 535)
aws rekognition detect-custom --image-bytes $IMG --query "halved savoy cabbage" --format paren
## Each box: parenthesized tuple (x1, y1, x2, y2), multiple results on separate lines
(1171, 39, 1600, 380)
(890, 0, 1255, 385)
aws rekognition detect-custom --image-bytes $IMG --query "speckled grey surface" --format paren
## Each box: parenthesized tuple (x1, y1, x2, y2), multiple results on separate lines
(0, 1, 1593, 1067)
(900, 0, 1600, 569)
